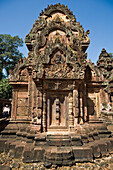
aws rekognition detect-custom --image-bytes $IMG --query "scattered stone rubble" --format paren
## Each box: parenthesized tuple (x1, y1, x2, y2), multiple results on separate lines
(1, 151, 113, 169)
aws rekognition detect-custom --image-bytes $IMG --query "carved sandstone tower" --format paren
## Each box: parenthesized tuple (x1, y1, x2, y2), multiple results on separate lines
(9, 4, 97, 130)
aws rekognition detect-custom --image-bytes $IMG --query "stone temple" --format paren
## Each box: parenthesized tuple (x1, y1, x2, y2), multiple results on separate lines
(1, 4, 113, 166)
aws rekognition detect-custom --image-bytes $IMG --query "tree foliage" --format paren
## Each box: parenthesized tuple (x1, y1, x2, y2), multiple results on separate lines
(0, 34, 23, 80)
(0, 79, 12, 99)
(109, 53, 113, 58)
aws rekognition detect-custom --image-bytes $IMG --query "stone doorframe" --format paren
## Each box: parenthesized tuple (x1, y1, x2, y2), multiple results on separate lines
(46, 91, 69, 131)
(36, 79, 81, 132)
(42, 90, 75, 132)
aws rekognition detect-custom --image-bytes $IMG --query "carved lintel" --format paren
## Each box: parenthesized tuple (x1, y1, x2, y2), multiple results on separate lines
(43, 80, 73, 90)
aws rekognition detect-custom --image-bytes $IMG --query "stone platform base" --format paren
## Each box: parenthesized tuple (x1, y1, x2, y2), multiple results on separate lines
(0, 120, 113, 167)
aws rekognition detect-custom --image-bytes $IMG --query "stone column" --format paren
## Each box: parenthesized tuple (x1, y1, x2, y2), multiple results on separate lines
(42, 92, 46, 132)
(69, 92, 74, 131)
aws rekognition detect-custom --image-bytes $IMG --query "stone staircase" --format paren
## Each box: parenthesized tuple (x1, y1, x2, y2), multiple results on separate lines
(0, 120, 113, 166)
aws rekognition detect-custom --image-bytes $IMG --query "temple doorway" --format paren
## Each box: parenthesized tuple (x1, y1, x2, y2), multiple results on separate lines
(47, 91, 69, 131)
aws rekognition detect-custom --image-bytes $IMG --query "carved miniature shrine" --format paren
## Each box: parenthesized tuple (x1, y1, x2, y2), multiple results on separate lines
(1, 4, 113, 166)
(9, 4, 100, 128)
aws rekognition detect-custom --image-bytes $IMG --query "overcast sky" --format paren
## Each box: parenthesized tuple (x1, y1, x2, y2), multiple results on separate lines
(0, 0, 113, 64)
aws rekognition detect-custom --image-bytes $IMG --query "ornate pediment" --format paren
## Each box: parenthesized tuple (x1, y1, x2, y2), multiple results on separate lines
(9, 4, 90, 81)
(25, 4, 90, 65)
(9, 66, 29, 82)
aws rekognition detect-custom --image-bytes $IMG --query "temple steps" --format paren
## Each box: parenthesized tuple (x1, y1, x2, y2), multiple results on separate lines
(0, 120, 113, 166)
(44, 146, 74, 166)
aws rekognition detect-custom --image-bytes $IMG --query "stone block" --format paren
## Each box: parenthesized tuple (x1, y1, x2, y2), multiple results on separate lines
(98, 130, 111, 138)
(30, 125, 41, 134)
(88, 136, 94, 142)
(8, 141, 21, 157)
(22, 143, 34, 163)
(92, 132, 100, 140)
(81, 135, 88, 144)
(73, 146, 93, 162)
(1, 130, 17, 136)
(109, 137, 113, 152)
(5, 123, 18, 130)
(26, 138, 33, 143)
(15, 144, 25, 158)
(97, 142, 108, 156)
(34, 134, 47, 146)
(27, 134, 35, 140)
(46, 134, 71, 146)
(52, 160, 63, 166)
(47, 139, 70, 146)
(104, 139, 113, 152)
(87, 143, 101, 158)
(43, 146, 73, 165)
(33, 147, 44, 162)
(62, 159, 74, 166)
(35, 134, 46, 141)
(61, 148, 73, 160)
(35, 141, 47, 146)
(71, 136, 82, 146)
(47, 134, 69, 139)
(10, 141, 18, 150)
(4, 140, 13, 153)
(0, 138, 7, 153)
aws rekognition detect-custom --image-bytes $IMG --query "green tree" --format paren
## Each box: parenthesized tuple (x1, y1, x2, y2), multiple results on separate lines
(0, 34, 23, 80)
(109, 53, 113, 58)
(0, 79, 12, 99)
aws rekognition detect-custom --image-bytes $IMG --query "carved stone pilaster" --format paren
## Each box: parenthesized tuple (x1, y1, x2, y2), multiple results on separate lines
(15, 90, 18, 119)
(69, 92, 74, 131)
(37, 90, 42, 119)
(11, 89, 18, 119)
(84, 83, 87, 121)
(32, 81, 37, 108)
(42, 92, 46, 132)
(80, 92, 83, 118)
(73, 89, 79, 117)
(28, 74, 32, 118)
(73, 89, 79, 126)
(11, 89, 15, 119)
(96, 92, 101, 118)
